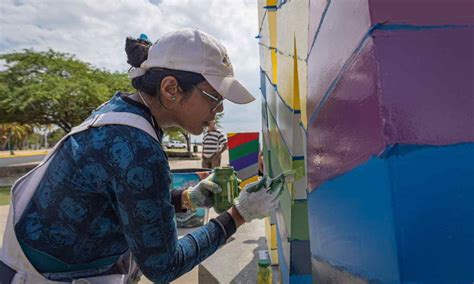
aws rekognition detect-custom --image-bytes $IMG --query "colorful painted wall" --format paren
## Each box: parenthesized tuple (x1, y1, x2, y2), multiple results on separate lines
(258, 0, 473, 283)
(258, 0, 312, 283)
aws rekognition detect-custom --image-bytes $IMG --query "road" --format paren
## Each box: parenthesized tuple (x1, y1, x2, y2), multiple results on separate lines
(0, 154, 46, 167)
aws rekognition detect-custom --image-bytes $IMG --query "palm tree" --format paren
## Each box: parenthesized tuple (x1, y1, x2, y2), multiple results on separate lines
(0, 123, 33, 154)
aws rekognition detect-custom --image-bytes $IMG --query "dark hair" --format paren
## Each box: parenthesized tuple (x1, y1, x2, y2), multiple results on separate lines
(125, 37, 206, 97)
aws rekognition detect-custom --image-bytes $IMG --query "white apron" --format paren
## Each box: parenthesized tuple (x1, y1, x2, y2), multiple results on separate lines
(0, 112, 159, 283)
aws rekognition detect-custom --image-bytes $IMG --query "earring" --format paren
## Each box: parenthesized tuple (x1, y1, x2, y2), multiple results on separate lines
(172, 97, 176, 101)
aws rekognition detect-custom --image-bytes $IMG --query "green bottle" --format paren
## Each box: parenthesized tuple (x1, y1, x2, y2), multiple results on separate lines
(211, 166, 240, 214)
(257, 250, 272, 284)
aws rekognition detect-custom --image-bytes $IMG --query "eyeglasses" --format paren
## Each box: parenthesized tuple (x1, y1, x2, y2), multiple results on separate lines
(193, 86, 224, 113)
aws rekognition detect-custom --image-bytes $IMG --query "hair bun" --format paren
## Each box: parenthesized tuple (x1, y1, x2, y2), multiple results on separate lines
(125, 36, 151, 68)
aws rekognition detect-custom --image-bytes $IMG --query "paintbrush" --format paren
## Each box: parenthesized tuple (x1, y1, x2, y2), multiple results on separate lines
(245, 171, 295, 197)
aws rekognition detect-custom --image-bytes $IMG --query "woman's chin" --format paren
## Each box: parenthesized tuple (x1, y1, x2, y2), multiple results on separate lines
(187, 126, 204, 136)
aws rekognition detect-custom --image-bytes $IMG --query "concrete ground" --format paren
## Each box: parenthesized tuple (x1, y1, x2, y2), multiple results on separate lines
(0, 151, 271, 283)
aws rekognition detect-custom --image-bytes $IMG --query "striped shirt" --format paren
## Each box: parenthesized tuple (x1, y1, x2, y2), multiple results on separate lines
(202, 129, 227, 158)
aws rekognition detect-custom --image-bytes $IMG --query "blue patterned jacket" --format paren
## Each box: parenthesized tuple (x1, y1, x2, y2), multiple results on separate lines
(15, 93, 235, 282)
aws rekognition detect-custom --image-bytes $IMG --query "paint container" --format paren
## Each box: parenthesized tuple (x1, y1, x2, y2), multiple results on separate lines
(211, 166, 240, 214)
(170, 168, 211, 227)
(257, 250, 272, 284)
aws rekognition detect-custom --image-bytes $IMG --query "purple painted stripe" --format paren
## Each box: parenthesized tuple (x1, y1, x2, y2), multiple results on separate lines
(230, 152, 259, 171)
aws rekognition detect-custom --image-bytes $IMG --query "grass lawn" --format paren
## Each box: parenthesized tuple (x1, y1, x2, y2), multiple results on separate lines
(0, 186, 11, 206)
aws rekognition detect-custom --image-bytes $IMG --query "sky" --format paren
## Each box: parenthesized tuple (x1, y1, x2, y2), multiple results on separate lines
(0, 0, 262, 140)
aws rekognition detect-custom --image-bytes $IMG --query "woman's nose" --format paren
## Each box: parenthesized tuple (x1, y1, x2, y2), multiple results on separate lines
(214, 103, 224, 113)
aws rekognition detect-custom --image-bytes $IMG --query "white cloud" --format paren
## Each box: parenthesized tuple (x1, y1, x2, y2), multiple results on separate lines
(0, 0, 262, 138)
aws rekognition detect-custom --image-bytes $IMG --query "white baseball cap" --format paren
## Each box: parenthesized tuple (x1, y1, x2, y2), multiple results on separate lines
(128, 28, 255, 104)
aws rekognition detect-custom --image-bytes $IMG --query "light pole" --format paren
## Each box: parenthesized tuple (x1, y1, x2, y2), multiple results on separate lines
(44, 132, 48, 149)
(8, 129, 14, 155)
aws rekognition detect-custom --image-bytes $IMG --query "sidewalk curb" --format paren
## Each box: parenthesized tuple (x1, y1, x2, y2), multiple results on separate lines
(0, 163, 38, 183)
(0, 151, 48, 159)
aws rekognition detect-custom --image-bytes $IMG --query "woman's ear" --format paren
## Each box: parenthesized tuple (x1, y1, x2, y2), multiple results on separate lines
(160, 76, 180, 105)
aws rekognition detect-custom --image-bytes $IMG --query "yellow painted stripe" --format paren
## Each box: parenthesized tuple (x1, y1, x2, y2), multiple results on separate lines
(265, 217, 272, 251)
(271, 50, 278, 84)
(266, 0, 277, 6)
(270, 223, 277, 249)
(239, 175, 259, 188)
(270, 250, 279, 265)
(292, 36, 301, 110)
(265, 217, 279, 265)
(268, 4, 277, 84)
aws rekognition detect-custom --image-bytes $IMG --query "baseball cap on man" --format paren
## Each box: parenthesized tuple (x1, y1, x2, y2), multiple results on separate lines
(128, 28, 255, 104)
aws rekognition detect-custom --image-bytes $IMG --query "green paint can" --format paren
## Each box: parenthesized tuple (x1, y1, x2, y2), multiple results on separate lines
(211, 166, 240, 214)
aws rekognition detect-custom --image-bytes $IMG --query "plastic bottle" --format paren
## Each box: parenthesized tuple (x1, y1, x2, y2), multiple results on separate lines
(257, 250, 272, 284)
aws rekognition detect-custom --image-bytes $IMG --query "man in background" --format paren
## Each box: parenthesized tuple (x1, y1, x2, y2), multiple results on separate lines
(202, 120, 227, 168)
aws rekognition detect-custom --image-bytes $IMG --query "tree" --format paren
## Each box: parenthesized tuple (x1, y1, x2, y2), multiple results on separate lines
(164, 127, 191, 154)
(0, 49, 133, 132)
(163, 112, 224, 154)
(0, 123, 33, 151)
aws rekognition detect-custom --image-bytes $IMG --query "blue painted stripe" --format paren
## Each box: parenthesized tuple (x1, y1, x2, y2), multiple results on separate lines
(276, 221, 290, 284)
(258, 42, 306, 62)
(299, 121, 307, 136)
(260, 72, 304, 160)
(261, 68, 275, 87)
(263, 0, 291, 11)
(289, 240, 313, 275)
(263, 5, 277, 10)
(277, 0, 288, 9)
(261, 69, 301, 115)
(262, 98, 294, 159)
(263, 97, 307, 168)
(306, 0, 331, 61)
(256, 10, 267, 39)
(289, 274, 313, 283)
(259, 68, 267, 99)
(231, 152, 259, 171)
(308, 143, 474, 282)
(276, 219, 312, 282)
(308, 30, 372, 125)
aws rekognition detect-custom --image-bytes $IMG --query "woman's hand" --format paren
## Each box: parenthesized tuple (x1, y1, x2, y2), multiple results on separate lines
(185, 176, 221, 209)
(233, 177, 283, 223)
